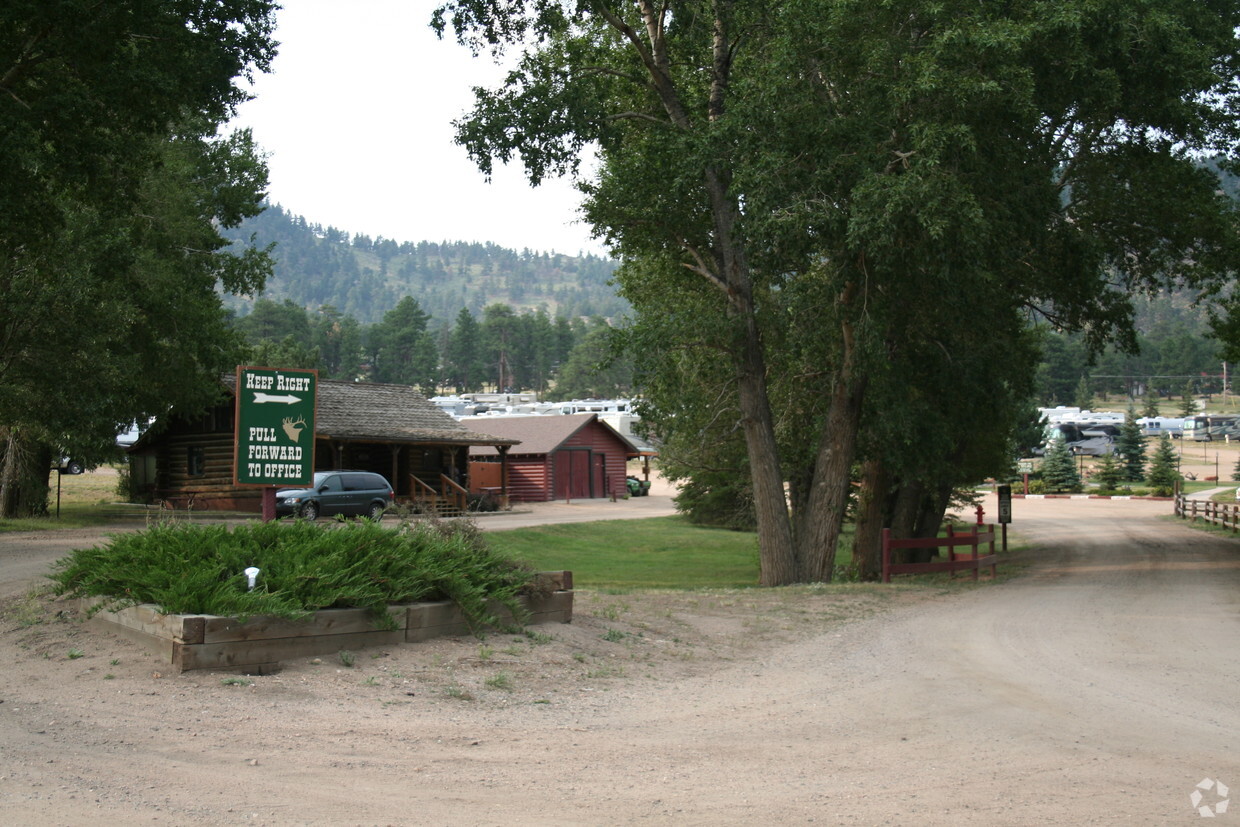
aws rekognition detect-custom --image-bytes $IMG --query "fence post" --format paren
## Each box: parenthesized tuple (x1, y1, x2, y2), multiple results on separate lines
(971, 524, 980, 582)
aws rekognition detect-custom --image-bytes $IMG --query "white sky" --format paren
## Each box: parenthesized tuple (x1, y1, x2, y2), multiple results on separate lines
(229, 1, 604, 256)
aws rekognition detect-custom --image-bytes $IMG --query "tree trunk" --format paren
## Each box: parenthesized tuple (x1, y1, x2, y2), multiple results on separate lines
(889, 480, 931, 564)
(850, 458, 892, 581)
(914, 482, 955, 540)
(0, 429, 51, 518)
(792, 367, 867, 582)
(0, 428, 19, 518)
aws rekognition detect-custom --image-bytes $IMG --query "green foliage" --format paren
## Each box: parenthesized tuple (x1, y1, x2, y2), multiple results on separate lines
(0, 2, 277, 516)
(1092, 451, 1125, 492)
(1114, 407, 1147, 482)
(1073, 377, 1093, 410)
(219, 206, 624, 325)
(443, 308, 487, 392)
(551, 321, 634, 400)
(1142, 386, 1161, 419)
(1040, 438, 1082, 493)
(1146, 434, 1182, 496)
(437, 0, 1240, 586)
(1180, 382, 1199, 417)
(671, 470, 758, 532)
(369, 297, 440, 390)
(50, 520, 536, 633)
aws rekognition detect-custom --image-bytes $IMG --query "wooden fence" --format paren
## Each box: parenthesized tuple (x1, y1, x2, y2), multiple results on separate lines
(881, 524, 998, 583)
(1175, 495, 1240, 532)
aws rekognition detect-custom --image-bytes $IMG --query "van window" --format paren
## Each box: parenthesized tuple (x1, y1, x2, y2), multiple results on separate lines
(343, 473, 380, 491)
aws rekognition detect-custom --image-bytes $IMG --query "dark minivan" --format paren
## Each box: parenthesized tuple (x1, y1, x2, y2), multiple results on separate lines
(275, 471, 394, 521)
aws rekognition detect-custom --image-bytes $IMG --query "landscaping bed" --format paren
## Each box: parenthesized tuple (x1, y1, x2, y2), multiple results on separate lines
(79, 571, 573, 673)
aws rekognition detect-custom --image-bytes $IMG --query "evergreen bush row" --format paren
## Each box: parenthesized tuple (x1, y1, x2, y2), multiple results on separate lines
(51, 519, 535, 632)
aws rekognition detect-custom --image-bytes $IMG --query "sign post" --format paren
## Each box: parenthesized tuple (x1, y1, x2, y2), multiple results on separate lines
(233, 366, 317, 521)
(1017, 458, 1036, 494)
(996, 484, 1012, 552)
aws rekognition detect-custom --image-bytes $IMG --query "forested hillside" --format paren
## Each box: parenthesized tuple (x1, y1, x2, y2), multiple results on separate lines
(1037, 288, 1226, 405)
(218, 204, 625, 324)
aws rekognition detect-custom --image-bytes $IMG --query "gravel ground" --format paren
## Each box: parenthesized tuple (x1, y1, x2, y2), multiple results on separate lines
(1, 488, 1237, 824)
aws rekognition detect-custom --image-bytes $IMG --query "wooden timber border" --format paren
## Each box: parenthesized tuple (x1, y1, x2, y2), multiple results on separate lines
(1175, 495, 1240, 532)
(80, 571, 573, 674)
(881, 525, 998, 583)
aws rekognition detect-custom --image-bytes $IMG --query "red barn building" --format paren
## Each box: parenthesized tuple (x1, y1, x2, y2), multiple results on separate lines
(464, 414, 638, 502)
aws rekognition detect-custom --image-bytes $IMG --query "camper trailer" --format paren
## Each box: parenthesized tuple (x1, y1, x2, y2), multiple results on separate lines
(1137, 416, 1185, 438)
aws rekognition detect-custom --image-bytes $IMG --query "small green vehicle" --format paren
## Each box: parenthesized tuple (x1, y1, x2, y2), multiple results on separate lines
(625, 476, 651, 497)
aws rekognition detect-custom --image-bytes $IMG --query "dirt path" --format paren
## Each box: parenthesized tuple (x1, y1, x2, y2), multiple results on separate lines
(1, 496, 1238, 824)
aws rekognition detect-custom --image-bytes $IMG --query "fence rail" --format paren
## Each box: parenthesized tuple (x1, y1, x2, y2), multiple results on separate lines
(1175, 495, 1240, 532)
(881, 524, 998, 583)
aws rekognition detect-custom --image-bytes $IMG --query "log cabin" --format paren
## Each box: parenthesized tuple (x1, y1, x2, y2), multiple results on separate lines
(127, 376, 519, 513)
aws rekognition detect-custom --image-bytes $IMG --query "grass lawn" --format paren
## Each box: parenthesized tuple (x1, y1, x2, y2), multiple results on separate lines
(487, 516, 761, 589)
(487, 516, 862, 591)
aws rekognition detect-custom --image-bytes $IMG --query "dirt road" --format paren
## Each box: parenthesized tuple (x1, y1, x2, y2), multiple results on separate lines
(1, 495, 1237, 824)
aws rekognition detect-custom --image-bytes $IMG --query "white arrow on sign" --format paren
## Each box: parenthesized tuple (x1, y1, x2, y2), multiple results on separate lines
(252, 392, 302, 405)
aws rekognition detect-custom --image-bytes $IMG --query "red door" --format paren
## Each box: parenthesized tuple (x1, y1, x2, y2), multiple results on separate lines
(592, 453, 606, 498)
(553, 450, 593, 499)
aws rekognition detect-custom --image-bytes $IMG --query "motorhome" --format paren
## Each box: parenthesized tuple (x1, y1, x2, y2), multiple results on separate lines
(1036, 422, 1116, 456)
(1183, 414, 1240, 441)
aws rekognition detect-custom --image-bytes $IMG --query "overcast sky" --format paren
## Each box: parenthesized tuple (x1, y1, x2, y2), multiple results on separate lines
(229, 1, 604, 256)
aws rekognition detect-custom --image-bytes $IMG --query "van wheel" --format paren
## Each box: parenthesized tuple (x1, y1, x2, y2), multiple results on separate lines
(367, 502, 385, 521)
(300, 501, 319, 521)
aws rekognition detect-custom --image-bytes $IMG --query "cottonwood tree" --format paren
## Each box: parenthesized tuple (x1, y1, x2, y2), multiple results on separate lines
(436, 0, 1240, 584)
(0, 2, 277, 516)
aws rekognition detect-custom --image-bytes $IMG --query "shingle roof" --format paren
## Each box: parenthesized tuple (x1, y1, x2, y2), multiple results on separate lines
(224, 375, 518, 447)
(463, 413, 637, 456)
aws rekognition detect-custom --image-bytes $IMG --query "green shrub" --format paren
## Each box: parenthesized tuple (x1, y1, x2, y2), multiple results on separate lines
(51, 519, 534, 633)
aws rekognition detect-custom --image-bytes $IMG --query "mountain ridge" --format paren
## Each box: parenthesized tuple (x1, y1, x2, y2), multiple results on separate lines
(220, 204, 627, 325)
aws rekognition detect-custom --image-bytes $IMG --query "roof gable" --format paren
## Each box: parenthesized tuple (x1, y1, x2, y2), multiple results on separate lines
(463, 413, 636, 456)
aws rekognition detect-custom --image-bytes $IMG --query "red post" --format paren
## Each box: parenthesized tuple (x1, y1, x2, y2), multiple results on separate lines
(262, 487, 277, 522)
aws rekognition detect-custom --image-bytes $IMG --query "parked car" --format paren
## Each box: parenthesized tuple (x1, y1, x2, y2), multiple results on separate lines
(54, 458, 84, 475)
(275, 471, 394, 521)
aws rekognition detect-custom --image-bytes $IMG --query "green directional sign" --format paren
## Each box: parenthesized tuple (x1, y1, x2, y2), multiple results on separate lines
(234, 366, 317, 487)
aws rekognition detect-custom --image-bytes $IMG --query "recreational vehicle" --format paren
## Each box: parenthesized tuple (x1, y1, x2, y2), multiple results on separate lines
(1184, 414, 1240, 441)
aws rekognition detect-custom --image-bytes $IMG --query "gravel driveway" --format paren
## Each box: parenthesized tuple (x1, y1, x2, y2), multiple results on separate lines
(1, 494, 1236, 824)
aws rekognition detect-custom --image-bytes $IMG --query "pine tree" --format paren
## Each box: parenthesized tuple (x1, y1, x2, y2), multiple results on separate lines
(1093, 450, 1125, 491)
(1146, 435, 1181, 496)
(1073, 376, 1093, 410)
(1041, 437, 1081, 493)
(1180, 381, 1198, 417)
(1114, 406, 1147, 482)
(1142, 386, 1160, 419)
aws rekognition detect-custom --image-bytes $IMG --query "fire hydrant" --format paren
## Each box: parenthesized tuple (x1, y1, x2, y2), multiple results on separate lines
(975, 504, 985, 525)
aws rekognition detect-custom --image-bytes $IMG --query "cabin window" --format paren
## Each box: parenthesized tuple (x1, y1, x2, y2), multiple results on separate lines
(187, 446, 205, 477)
